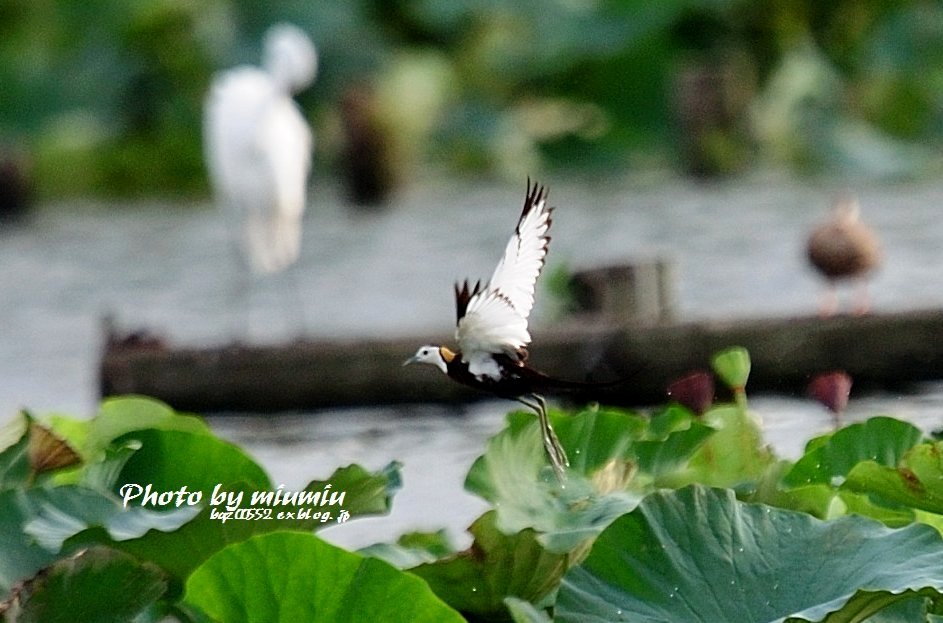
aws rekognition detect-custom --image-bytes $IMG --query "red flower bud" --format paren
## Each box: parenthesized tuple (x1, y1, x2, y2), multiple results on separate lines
(667, 370, 715, 415)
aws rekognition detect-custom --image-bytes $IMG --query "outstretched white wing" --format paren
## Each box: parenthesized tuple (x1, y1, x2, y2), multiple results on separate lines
(455, 181, 552, 369)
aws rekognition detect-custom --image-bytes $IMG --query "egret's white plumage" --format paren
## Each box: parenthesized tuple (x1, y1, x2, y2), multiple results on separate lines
(204, 23, 317, 274)
(456, 182, 552, 378)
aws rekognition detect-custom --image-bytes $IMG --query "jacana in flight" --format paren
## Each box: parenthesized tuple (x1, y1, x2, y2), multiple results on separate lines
(405, 180, 606, 480)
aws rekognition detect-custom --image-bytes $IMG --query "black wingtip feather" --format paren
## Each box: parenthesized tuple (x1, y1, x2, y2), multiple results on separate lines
(454, 279, 483, 324)
(518, 177, 553, 236)
(519, 178, 553, 251)
(453, 179, 553, 326)
(522, 177, 547, 215)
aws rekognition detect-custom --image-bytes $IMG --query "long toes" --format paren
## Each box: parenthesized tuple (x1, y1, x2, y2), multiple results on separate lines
(544, 431, 569, 469)
(549, 458, 566, 482)
(544, 444, 567, 481)
(547, 425, 569, 466)
(553, 439, 570, 468)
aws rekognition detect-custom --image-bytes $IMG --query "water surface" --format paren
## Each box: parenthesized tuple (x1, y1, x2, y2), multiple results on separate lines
(3, 176, 942, 546)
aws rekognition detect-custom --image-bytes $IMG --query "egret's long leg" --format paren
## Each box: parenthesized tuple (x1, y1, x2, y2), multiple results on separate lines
(282, 262, 309, 336)
(228, 232, 253, 339)
(518, 394, 568, 481)
(221, 204, 254, 338)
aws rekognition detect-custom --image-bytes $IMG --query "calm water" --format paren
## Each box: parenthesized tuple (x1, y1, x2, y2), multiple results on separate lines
(3, 176, 943, 547)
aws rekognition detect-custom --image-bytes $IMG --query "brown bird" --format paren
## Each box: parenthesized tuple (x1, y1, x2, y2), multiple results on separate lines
(806, 195, 882, 316)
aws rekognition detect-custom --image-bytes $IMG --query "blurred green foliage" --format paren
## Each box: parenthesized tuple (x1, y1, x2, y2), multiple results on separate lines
(0, 0, 940, 199)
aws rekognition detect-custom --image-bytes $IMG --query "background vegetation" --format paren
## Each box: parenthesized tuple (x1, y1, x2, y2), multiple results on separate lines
(7, 350, 943, 620)
(1, 0, 941, 200)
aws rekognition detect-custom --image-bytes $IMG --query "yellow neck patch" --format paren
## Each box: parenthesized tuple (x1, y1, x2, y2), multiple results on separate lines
(439, 346, 456, 363)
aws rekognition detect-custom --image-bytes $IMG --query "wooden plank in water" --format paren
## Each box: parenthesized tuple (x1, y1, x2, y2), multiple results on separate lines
(100, 309, 943, 413)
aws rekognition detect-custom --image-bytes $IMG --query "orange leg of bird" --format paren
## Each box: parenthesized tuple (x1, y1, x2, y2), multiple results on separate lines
(852, 278, 871, 316)
(819, 284, 839, 317)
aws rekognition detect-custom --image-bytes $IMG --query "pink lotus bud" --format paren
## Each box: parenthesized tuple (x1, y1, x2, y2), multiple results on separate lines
(808, 371, 853, 414)
(667, 370, 715, 415)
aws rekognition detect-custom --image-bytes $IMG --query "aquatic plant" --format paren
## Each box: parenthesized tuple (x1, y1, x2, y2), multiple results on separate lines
(4, 350, 943, 621)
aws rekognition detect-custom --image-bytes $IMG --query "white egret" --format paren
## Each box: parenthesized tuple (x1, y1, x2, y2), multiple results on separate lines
(204, 23, 318, 275)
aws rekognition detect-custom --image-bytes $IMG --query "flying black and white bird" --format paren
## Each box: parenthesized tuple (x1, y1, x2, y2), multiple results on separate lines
(405, 180, 610, 480)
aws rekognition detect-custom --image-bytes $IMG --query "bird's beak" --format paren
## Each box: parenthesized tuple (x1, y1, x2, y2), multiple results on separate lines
(402, 355, 418, 367)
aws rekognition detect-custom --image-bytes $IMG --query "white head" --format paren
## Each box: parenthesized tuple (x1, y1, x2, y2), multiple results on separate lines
(403, 345, 452, 374)
(263, 23, 318, 94)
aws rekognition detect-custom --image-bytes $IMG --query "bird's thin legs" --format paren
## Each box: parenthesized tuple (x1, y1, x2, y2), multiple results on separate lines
(221, 206, 254, 339)
(852, 277, 871, 316)
(282, 262, 310, 336)
(227, 246, 253, 340)
(819, 284, 838, 317)
(820, 280, 872, 317)
(518, 393, 568, 481)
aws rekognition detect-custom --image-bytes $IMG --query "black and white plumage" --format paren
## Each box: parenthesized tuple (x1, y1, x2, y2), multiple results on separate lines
(456, 180, 552, 374)
(406, 180, 598, 480)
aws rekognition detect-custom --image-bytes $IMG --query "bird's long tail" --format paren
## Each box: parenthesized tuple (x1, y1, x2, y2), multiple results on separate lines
(524, 366, 637, 395)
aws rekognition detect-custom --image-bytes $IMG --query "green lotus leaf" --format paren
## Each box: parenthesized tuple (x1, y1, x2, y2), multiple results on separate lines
(465, 410, 647, 553)
(784, 417, 925, 488)
(113, 428, 269, 497)
(844, 442, 943, 515)
(465, 406, 719, 553)
(767, 482, 916, 527)
(0, 490, 58, 597)
(0, 414, 31, 489)
(102, 459, 402, 584)
(359, 529, 455, 569)
(184, 531, 463, 622)
(664, 403, 776, 489)
(23, 485, 198, 551)
(0, 411, 27, 456)
(0, 484, 194, 597)
(505, 596, 553, 623)
(0, 546, 167, 623)
(82, 396, 209, 456)
(303, 461, 401, 519)
(404, 511, 568, 619)
(557, 486, 943, 622)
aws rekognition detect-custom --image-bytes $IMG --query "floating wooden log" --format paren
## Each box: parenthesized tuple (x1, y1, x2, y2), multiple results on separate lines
(100, 308, 943, 414)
